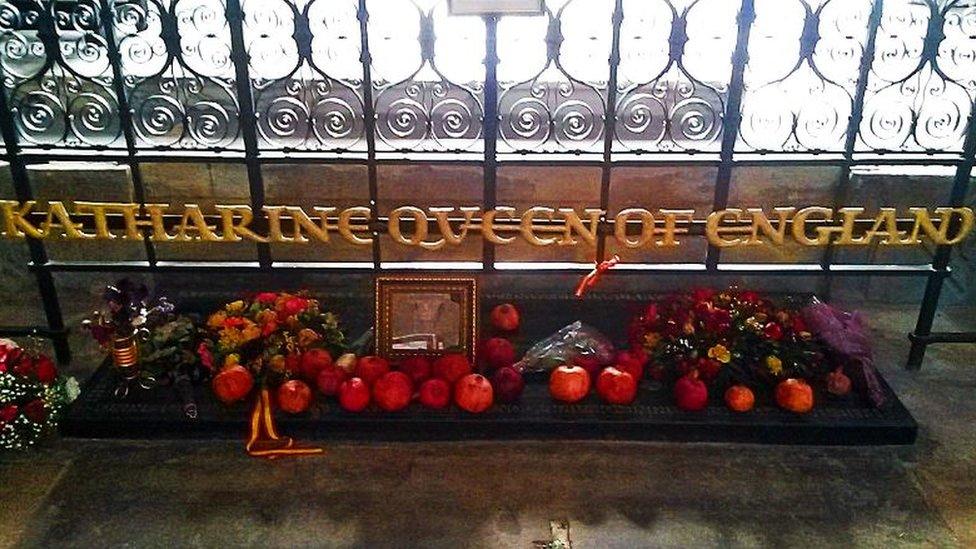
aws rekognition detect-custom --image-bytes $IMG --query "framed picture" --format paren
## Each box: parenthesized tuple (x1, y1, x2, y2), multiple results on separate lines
(375, 276, 479, 363)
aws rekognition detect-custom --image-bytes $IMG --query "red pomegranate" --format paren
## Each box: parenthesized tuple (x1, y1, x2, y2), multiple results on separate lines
(616, 349, 647, 382)
(432, 353, 472, 384)
(482, 337, 516, 369)
(826, 368, 852, 396)
(491, 366, 525, 403)
(596, 367, 638, 405)
(724, 385, 755, 412)
(338, 377, 371, 412)
(419, 378, 452, 409)
(299, 348, 332, 383)
(277, 380, 313, 414)
(355, 355, 390, 387)
(398, 356, 432, 384)
(673, 372, 708, 411)
(572, 353, 603, 380)
(489, 303, 520, 332)
(373, 371, 413, 412)
(212, 365, 254, 404)
(454, 374, 494, 413)
(316, 366, 346, 396)
(776, 378, 814, 413)
(549, 365, 590, 403)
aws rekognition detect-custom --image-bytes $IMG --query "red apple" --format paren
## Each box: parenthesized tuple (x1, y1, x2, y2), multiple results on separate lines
(490, 303, 520, 332)
(491, 366, 525, 403)
(549, 365, 590, 403)
(432, 353, 472, 384)
(482, 337, 516, 369)
(373, 371, 413, 412)
(277, 379, 313, 414)
(674, 372, 708, 411)
(572, 353, 602, 380)
(300, 348, 332, 383)
(212, 365, 254, 404)
(419, 378, 452, 409)
(398, 356, 432, 384)
(355, 355, 390, 387)
(316, 366, 346, 396)
(596, 367, 638, 405)
(454, 373, 494, 413)
(338, 377, 371, 412)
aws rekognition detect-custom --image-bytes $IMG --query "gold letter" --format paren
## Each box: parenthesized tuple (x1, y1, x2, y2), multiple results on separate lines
(614, 208, 655, 248)
(338, 206, 373, 246)
(658, 209, 695, 246)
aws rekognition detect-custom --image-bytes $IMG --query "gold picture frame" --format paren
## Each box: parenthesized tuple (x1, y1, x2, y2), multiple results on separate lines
(375, 276, 478, 364)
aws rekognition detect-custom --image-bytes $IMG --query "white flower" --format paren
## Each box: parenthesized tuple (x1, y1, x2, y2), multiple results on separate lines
(65, 377, 81, 403)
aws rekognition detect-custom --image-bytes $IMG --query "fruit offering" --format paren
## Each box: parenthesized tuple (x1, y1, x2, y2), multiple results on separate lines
(549, 365, 590, 404)
(455, 374, 494, 413)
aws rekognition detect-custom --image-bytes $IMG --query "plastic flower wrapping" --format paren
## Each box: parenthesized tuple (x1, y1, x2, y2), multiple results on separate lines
(0, 339, 79, 450)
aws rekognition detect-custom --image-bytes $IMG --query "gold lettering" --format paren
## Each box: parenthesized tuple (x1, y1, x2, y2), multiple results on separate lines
(706, 209, 745, 248)
(338, 206, 373, 246)
(745, 207, 794, 246)
(173, 204, 219, 242)
(521, 206, 559, 246)
(659, 209, 695, 246)
(483, 207, 517, 244)
(0, 200, 43, 239)
(557, 208, 602, 246)
(792, 206, 833, 246)
(614, 208, 655, 248)
(42, 201, 92, 239)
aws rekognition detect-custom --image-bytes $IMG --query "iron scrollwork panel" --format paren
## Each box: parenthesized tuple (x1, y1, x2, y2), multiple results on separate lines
(613, 0, 739, 154)
(737, 0, 873, 153)
(242, 0, 365, 153)
(857, 0, 976, 153)
(366, 0, 484, 153)
(110, 0, 241, 150)
(496, 0, 613, 155)
(0, 0, 123, 148)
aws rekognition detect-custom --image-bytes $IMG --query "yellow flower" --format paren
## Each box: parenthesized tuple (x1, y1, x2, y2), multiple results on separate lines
(225, 300, 245, 314)
(683, 321, 695, 335)
(298, 328, 321, 348)
(643, 332, 661, 350)
(224, 353, 240, 368)
(241, 323, 261, 342)
(207, 311, 227, 330)
(708, 344, 731, 364)
(269, 354, 286, 372)
(766, 355, 783, 375)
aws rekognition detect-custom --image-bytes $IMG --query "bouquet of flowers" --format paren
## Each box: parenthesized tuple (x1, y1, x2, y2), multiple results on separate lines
(629, 288, 831, 395)
(0, 340, 79, 450)
(199, 292, 345, 404)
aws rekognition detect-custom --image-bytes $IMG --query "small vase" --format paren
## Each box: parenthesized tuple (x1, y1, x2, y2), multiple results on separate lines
(111, 335, 139, 380)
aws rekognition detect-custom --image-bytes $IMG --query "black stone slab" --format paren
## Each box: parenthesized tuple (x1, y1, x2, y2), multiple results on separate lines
(61, 362, 917, 445)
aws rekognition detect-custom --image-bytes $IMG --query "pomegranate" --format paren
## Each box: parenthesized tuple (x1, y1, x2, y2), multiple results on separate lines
(454, 373, 494, 413)
(826, 367, 852, 396)
(277, 379, 313, 414)
(299, 348, 332, 383)
(355, 355, 390, 387)
(724, 385, 755, 412)
(373, 371, 413, 412)
(482, 337, 516, 369)
(316, 366, 346, 396)
(398, 356, 432, 384)
(776, 378, 814, 413)
(419, 378, 452, 409)
(549, 365, 590, 403)
(596, 367, 638, 405)
(338, 377, 371, 412)
(489, 303, 520, 332)
(674, 372, 708, 411)
(212, 365, 254, 404)
(432, 353, 471, 384)
(491, 366, 525, 403)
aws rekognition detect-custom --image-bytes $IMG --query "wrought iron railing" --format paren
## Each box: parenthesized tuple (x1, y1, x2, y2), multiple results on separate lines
(0, 0, 973, 368)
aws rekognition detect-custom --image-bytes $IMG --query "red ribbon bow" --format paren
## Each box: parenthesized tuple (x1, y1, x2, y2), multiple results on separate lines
(575, 255, 620, 298)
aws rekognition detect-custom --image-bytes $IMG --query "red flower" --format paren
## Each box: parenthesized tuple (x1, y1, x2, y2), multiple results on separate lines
(763, 322, 784, 341)
(0, 404, 17, 423)
(34, 356, 57, 384)
(23, 399, 47, 424)
(256, 292, 278, 304)
(282, 297, 309, 317)
(261, 320, 278, 337)
(792, 316, 808, 334)
(696, 357, 722, 381)
(692, 288, 716, 303)
(739, 291, 761, 304)
(12, 354, 34, 378)
(223, 316, 247, 329)
(197, 342, 214, 371)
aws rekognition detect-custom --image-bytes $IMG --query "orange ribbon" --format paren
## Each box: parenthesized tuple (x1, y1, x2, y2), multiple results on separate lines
(245, 388, 324, 459)
(575, 255, 621, 298)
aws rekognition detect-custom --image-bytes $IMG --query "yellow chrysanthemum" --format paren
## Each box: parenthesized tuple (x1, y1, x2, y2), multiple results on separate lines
(224, 353, 240, 368)
(225, 300, 245, 314)
(207, 311, 227, 330)
(766, 355, 783, 375)
(241, 323, 261, 342)
(708, 344, 731, 364)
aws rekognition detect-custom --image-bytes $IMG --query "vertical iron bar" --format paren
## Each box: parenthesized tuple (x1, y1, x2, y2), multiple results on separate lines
(596, 0, 623, 263)
(907, 101, 976, 369)
(705, 0, 755, 270)
(0, 76, 70, 364)
(358, 0, 381, 268)
(226, 0, 272, 269)
(483, 15, 498, 270)
(99, 0, 156, 266)
(819, 0, 884, 298)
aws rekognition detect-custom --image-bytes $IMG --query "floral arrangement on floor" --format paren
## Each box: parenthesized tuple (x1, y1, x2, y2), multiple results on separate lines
(628, 287, 853, 413)
(200, 292, 346, 408)
(0, 340, 79, 450)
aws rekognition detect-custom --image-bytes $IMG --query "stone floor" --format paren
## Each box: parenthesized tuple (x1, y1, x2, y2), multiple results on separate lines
(1, 304, 974, 548)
